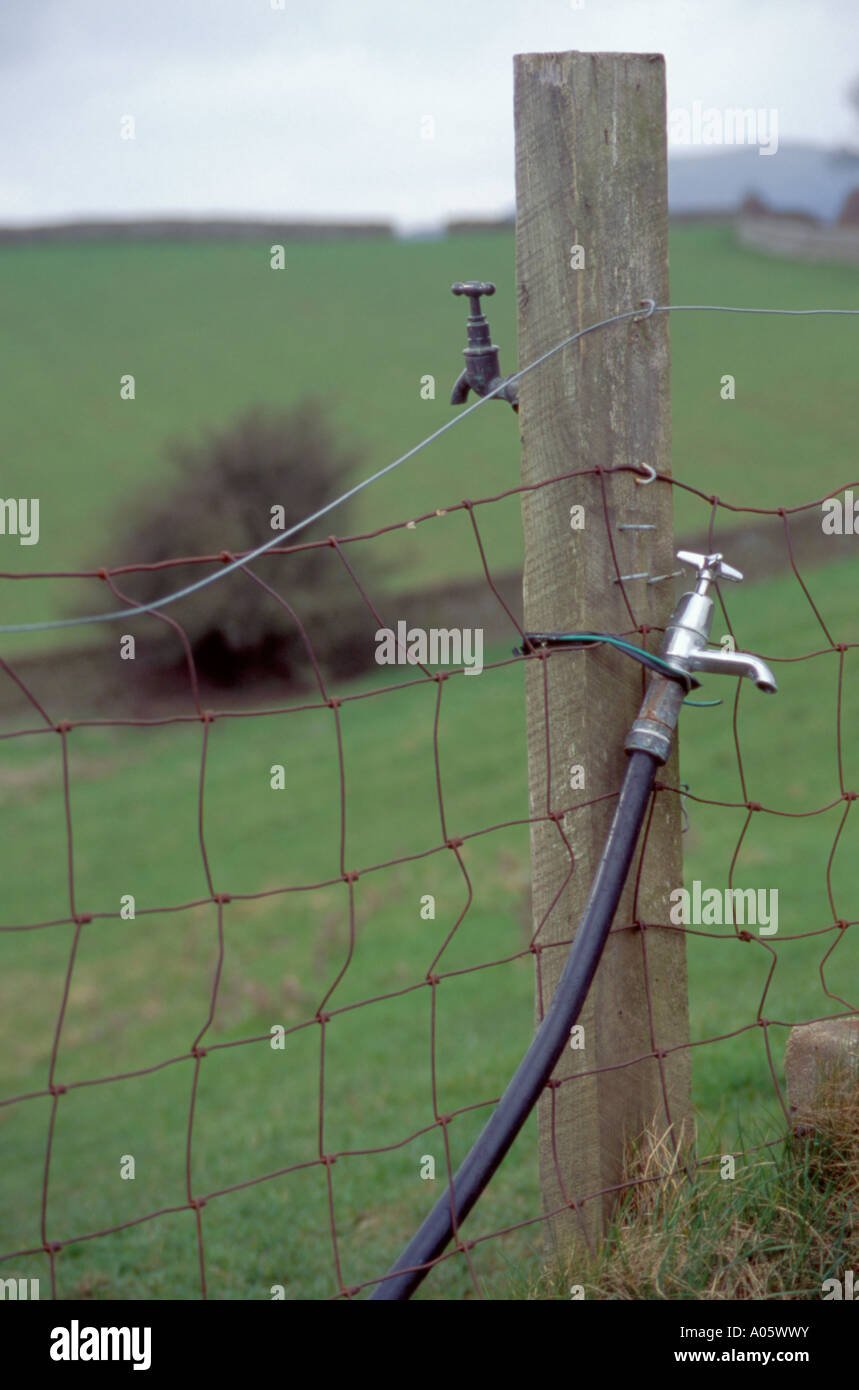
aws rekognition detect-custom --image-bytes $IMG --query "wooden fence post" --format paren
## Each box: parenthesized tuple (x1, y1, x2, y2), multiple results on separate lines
(514, 50, 691, 1257)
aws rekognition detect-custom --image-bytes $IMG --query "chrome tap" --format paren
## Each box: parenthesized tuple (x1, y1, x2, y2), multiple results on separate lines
(625, 550, 777, 765)
(683, 645, 778, 690)
(664, 552, 777, 693)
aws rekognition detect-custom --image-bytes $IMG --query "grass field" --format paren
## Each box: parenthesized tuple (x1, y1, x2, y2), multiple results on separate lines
(1, 224, 856, 1299)
(1, 550, 856, 1299)
(0, 223, 856, 649)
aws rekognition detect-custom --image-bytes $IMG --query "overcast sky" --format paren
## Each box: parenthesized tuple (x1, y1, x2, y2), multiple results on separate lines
(1, 0, 857, 230)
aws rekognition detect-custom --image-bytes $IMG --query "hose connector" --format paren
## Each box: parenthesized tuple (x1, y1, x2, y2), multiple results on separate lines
(625, 550, 777, 763)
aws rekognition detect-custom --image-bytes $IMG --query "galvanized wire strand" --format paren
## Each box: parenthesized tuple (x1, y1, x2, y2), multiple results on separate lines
(1, 300, 855, 638)
(654, 304, 859, 318)
(0, 305, 645, 636)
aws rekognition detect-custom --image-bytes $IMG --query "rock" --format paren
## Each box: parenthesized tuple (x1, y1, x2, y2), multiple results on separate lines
(784, 1018, 859, 1134)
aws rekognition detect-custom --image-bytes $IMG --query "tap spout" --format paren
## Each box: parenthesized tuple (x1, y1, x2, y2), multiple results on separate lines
(687, 647, 777, 693)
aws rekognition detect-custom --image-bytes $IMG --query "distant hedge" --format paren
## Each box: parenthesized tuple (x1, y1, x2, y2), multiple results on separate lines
(0, 219, 394, 245)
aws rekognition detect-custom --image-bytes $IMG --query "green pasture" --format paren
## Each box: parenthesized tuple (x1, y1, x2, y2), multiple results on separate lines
(1, 555, 857, 1298)
(0, 223, 855, 648)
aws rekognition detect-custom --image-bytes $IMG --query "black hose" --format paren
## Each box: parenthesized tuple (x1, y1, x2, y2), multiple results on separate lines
(370, 748, 659, 1300)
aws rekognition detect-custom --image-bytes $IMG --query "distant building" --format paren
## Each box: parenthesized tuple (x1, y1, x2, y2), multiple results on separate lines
(736, 180, 859, 265)
(837, 188, 859, 225)
(737, 193, 818, 224)
(668, 143, 859, 223)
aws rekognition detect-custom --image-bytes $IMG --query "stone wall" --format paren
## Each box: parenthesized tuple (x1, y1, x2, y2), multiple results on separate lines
(737, 213, 859, 265)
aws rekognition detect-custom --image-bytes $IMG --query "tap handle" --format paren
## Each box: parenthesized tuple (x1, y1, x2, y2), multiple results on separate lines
(677, 550, 744, 587)
(452, 281, 496, 318)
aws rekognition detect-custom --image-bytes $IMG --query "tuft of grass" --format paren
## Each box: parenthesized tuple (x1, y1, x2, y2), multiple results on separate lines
(526, 1087, 859, 1300)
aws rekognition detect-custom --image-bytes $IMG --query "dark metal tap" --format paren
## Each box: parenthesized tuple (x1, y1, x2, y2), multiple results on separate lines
(449, 281, 519, 411)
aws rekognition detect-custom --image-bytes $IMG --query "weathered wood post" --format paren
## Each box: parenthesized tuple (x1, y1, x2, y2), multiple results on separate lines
(514, 50, 691, 1257)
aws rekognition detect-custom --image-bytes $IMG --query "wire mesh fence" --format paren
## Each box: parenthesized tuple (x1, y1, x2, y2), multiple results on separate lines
(1, 306, 858, 1300)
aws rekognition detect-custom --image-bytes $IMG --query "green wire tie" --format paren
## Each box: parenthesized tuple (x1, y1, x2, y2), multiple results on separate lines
(515, 632, 722, 707)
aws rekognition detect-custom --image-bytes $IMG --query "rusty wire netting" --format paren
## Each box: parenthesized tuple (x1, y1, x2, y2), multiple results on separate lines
(0, 457, 856, 1301)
